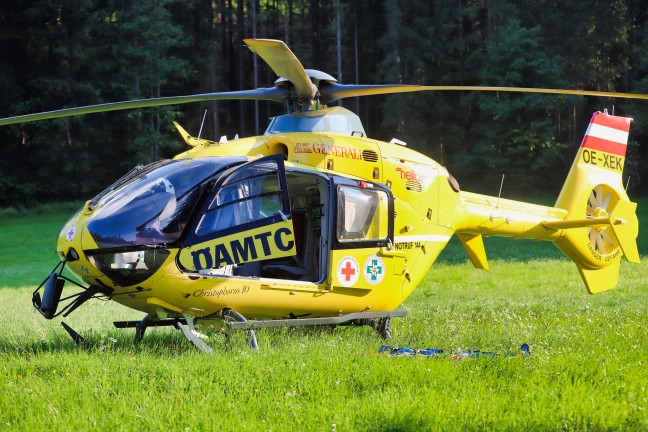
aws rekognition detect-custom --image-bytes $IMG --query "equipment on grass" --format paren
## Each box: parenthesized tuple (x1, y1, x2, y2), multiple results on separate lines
(378, 343, 531, 359)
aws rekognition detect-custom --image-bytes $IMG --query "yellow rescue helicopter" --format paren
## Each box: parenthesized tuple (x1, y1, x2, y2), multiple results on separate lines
(0, 39, 641, 352)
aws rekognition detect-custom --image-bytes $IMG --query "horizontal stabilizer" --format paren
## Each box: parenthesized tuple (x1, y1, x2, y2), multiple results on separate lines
(542, 199, 640, 264)
(542, 217, 614, 230)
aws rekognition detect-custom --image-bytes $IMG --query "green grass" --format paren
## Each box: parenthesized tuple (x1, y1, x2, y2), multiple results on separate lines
(0, 200, 647, 430)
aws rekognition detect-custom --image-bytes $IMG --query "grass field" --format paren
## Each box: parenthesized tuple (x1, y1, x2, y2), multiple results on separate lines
(0, 200, 646, 431)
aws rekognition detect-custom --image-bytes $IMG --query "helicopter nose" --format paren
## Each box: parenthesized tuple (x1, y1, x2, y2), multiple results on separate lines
(56, 210, 104, 278)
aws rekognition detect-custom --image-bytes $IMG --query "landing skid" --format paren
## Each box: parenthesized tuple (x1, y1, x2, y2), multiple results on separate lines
(224, 310, 407, 341)
(176, 321, 214, 354)
(61, 321, 89, 349)
(113, 310, 408, 353)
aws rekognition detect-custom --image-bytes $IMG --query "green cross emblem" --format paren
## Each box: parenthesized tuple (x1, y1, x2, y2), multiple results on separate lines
(366, 259, 383, 281)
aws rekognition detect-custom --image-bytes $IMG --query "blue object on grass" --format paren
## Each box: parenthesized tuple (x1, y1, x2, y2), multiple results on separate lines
(419, 348, 443, 356)
(379, 344, 530, 358)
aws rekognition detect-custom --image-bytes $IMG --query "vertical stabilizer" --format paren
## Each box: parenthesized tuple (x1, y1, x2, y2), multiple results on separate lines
(552, 111, 639, 293)
(556, 111, 631, 213)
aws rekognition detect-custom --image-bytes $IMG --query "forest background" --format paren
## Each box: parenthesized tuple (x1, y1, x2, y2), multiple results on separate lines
(1, 0, 648, 207)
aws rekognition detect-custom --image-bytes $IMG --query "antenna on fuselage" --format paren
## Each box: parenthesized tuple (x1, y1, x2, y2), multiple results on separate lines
(198, 108, 208, 140)
(496, 174, 505, 209)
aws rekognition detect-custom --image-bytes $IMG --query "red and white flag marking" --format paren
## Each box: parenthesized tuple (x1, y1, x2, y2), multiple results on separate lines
(580, 111, 632, 157)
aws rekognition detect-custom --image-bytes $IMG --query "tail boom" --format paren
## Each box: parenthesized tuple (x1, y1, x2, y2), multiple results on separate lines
(453, 111, 639, 294)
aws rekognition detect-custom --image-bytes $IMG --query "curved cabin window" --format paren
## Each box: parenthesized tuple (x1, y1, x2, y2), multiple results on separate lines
(336, 186, 389, 242)
(194, 160, 288, 238)
(86, 158, 234, 248)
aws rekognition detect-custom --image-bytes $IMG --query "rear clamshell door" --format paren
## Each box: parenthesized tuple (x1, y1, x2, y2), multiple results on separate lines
(178, 154, 296, 272)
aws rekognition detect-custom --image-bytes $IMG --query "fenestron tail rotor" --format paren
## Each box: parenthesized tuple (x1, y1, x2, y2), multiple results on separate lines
(586, 185, 620, 256)
(3, 38, 648, 127)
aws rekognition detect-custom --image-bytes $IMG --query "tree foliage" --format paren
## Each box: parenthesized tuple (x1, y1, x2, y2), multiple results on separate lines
(0, 0, 646, 207)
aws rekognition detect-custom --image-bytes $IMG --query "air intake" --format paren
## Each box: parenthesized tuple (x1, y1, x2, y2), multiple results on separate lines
(405, 181, 422, 192)
(362, 150, 379, 162)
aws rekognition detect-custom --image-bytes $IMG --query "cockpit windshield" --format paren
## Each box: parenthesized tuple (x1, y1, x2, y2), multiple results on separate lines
(87, 157, 245, 248)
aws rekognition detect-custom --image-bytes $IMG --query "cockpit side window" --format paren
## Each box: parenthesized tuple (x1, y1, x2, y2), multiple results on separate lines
(194, 160, 288, 238)
(336, 186, 390, 243)
(178, 155, 296, 274)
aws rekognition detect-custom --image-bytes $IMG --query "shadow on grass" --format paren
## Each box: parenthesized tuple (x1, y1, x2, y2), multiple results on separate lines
(0, 328, 203, 356)
(359, 413, 435, 432)
(0, 324, 358, 356)
(0, 316, 389, 357)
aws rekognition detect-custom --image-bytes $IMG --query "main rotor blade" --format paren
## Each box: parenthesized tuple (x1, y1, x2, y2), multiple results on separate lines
(244, 39, 318, 101)
(320, 84, 435, 103)
(321, 83, 648, 102)
(0, 88, 285, 126)
(433, 86, 648, 100)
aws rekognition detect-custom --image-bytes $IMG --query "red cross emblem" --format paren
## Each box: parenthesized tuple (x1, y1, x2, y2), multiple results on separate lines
(66, 226, 77, 241)
(341, 261, 356, 281)
(336, 257, 359, 287)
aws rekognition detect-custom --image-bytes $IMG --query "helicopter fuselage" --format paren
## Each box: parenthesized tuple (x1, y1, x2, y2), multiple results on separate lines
(54, 106, 577, 322)
(3, 38, 639, 349)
